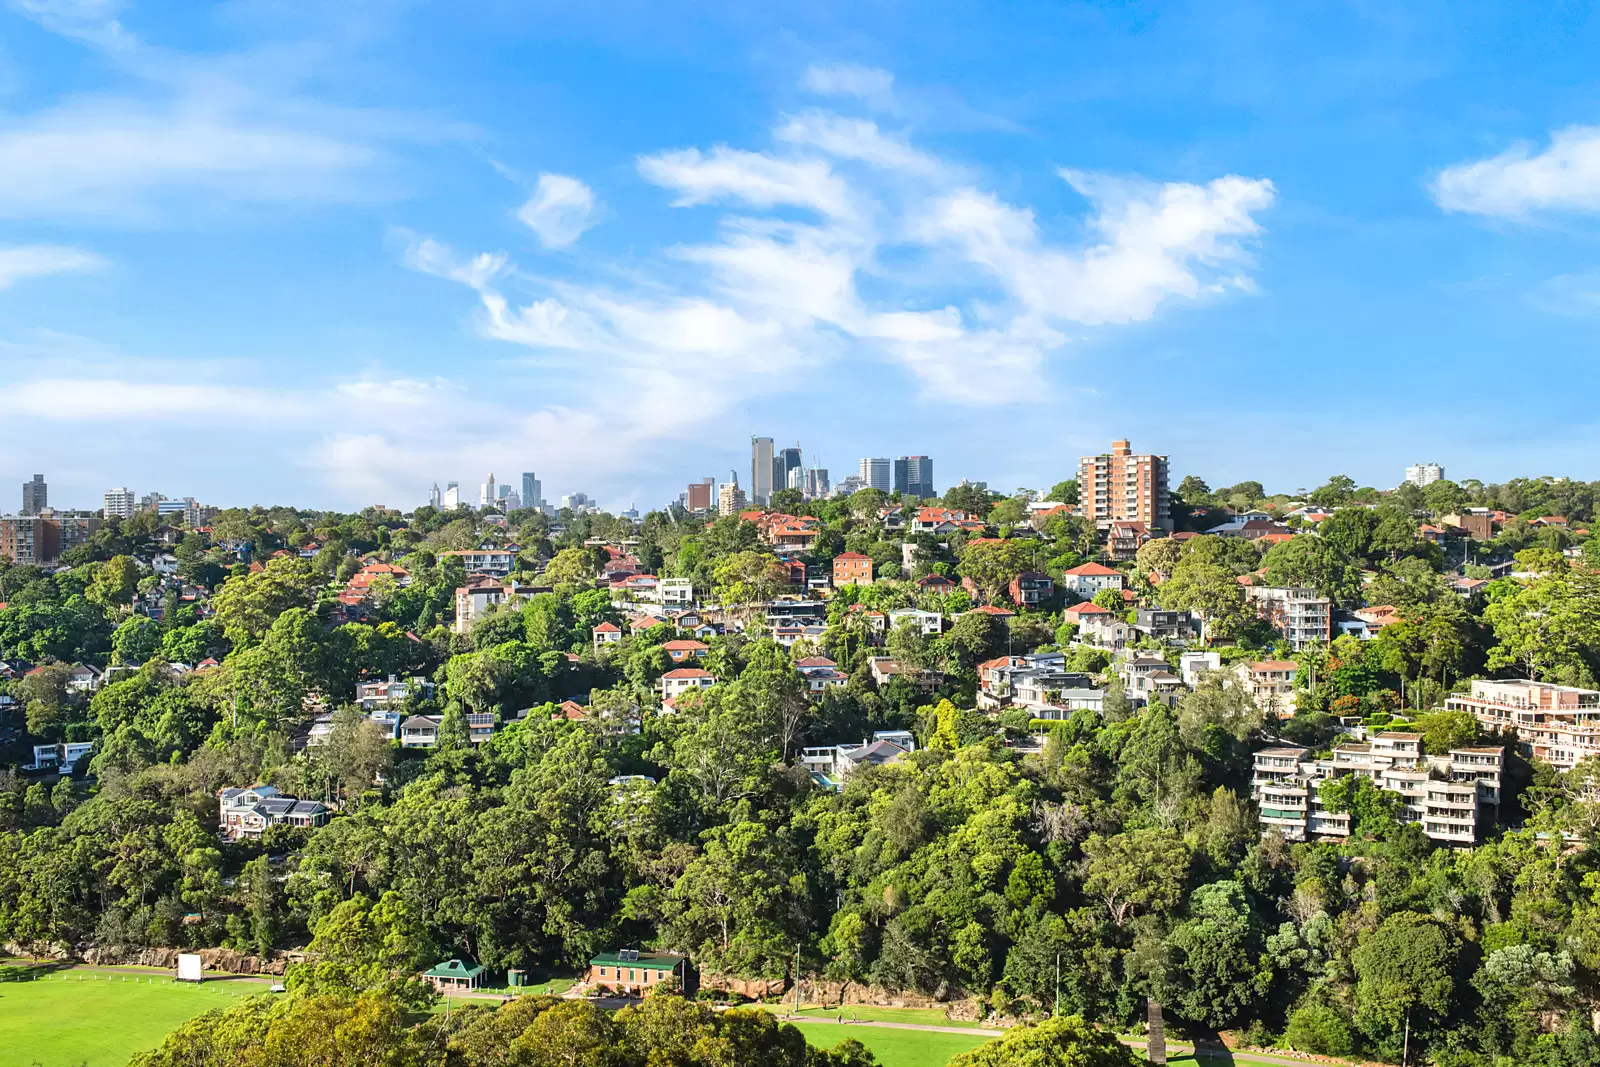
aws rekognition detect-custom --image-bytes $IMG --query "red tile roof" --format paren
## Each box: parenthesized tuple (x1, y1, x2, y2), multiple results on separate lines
(661, 640, 708, 651)
(969, 604, 1015, 616)
(1063, 602, 1112, 617)
(1064, 562, 1120, 577)
(593, 622, 621, 633)
(661, 667, 714, 680)
(1249, 660, 1299, 672)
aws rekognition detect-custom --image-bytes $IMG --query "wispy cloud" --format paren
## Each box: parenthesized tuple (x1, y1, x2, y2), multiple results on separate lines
(801, 62, 896, 111)
(1432, 126, 1600, 218)
(515, 173, 600, 248)
(0, 243, 105, 288)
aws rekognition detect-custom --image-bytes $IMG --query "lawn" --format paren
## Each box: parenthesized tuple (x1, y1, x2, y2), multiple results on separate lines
(788, 1004, 993, 1030)
(0, 971, 258, 1067)
(794, 1021, 991, 1067)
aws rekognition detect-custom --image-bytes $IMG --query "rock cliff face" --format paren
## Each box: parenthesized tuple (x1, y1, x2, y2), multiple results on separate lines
(6, 942, 305, 976)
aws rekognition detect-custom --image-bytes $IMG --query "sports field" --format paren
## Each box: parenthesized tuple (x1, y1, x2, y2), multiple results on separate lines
(0, 971, 258, 1067)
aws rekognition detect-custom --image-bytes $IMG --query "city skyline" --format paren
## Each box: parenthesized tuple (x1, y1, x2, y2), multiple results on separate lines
(5, 5, 1600, 509)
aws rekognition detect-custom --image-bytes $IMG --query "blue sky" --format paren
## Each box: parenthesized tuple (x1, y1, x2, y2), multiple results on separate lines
(4, 1, 1600, 512)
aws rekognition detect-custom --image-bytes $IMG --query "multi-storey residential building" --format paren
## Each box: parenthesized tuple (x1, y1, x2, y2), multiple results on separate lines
(453, 579, 537, 634)
(1246, 586, 1332, 649)
(102, 487, 136, 519)
(1405, 462, 1444, 487)
(20, 475, 46, 515)
(894, 456, 934, 499)
(717, 480, 746, 516)
(1134, 608, 1198, 644)
(1250, 736, 1502, 846)
(833, 551, 874, 587)
(859, 457, 891, 493)
(0, 514, 104, 565)
(1076, 440, 1171, 532)
(440, 548, 517, 577)
(1445, 678, 1600, 771)
(1235, 660, 1299, 716)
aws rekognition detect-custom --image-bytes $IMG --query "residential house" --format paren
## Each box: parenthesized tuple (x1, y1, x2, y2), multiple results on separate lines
(218, 785, 330, 841)
(660, 639, 709, 663)
(964, 604, 1016, 626)
(609, 574, 659, 603)
(914, 574, 957, 595)
(801, 731, 916, 787)
(454, 579, 533, 635)
(1445, 679, 1600, 771)
(797, 657, 848, 695)
(911, 506, 968, 534)
(1179, 650, 1222, 686)
(29, 741, 94, 772)
(1134, 608, 1197, 644)
(1063, 601, 1131, 649)
(660, 667, 717, 702)
(656, 578, 694, 607)
(354, 675, 435, 710)
(833, 552, 874, 587)
(1008, 571, 1054, 607)
(976, 653, 1101, 716)
(1061, 562, 1124, 599)
(867, 656, 942, 689)
(593, 621, 624, 649)
(887, 607, 943, 636)
(64, 663, 104, 693)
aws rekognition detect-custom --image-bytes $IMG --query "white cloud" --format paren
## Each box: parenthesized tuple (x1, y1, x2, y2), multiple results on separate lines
(801, 62, 896, 110)
(0, 244, 104, 288)
(918, 171, 1275, 325)
(775, 111, 944, 177)
(637, 146, 855, 219)
(515, 173, 599, 248)
(1433, 126, 1600, 218)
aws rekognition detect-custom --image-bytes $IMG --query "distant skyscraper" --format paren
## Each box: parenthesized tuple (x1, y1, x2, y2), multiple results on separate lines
(859, 458, 891, 493)
(102, 487, 136, 519)
(751, 437, 775, 505)
(775, 447, 802, 496)
(1077, 439, 1171, 532)
(443, 482, 460, 508)
(480, 473, 497, 508)
(686, 477, 715, 512)
(718, 475, 746, 516)
(521, 472, 542, 511)
(20, 475, 46, 515)
(500, 489, 521, 511)
(804, 468, 830, 499)
(894, 456, 934, 499)
(428, 483, 442, 509)
(1405, 463, 1444, 487)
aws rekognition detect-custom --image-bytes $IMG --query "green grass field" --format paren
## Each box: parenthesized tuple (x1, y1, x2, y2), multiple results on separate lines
(0, 972, 257, 1067)
(793, 1021, 990, 1067)
(788, 1004, 993, 1030)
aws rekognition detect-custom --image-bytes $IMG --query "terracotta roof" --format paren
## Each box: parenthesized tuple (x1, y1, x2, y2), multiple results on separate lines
(593, 622, 621, 633)
(1063, 602, 1112, 617)
(660, 640, 708, 651)
(970, 605, 1015, 616)
(1063, 562, 1120, 577)
(833, 552, 872, 562)
(661, 667, 714, 680)
(1249, 660, 1299, 672)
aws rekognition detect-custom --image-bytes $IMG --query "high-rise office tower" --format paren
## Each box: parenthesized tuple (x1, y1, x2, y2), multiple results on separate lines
(751, 437, 775, 505)
(499, 488, 521, 511)
(805, 468, 830, 499)
(1077, 439, 1171, 532)
(428, 483, 442, 509)
(859, 458, 891, 493)
(1405, 463, 1444, 488)
(480, 474, 497, 508)
(522, 472, 542, 511)
(20, 475, 46, 515)
(894, 456, 934, 499)
(775, 447, 802, 497)
(103, 487, 137, 519)
(686, 477, 715, 512)
(443, 482, 460, 508)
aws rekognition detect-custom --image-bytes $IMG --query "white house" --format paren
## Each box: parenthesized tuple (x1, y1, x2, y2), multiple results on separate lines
(887, 608, 943, 637)
(1061, 562, 1124, 598)
(660, 667, 717, 701)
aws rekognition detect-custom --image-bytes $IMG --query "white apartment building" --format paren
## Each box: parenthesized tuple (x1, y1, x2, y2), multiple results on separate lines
(1405, 462, 1444, 487)
(1250, 734, 1502, 847)
(1445, 678, 1600, 772)
(102, 487, 136, 519)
